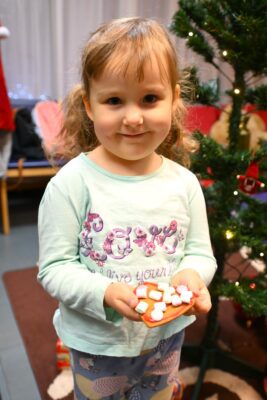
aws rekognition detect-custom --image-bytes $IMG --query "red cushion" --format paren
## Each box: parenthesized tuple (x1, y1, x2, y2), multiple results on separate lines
(33, 101, 64, 156)
(185, 105, 221, 135)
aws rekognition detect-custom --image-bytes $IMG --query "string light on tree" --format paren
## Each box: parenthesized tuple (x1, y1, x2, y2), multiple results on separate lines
(225, 229, 235, 240)
(234, 88, 241, 95)
(222, 50, 228, 57)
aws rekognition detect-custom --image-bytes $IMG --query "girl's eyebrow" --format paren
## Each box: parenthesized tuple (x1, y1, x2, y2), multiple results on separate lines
(97, 84, 166, 94)
(96, 90, 121, 97)
(142, 84, 166, 91)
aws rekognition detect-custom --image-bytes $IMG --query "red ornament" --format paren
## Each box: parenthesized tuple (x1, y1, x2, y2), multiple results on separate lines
(237, 161, 265, 194)
(249, 282, 256, 290)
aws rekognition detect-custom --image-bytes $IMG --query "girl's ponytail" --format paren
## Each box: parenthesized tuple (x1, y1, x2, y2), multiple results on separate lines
(57, 84, 97, 160)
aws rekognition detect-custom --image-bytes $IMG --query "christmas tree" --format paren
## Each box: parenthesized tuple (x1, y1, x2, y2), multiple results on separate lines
(171, 1, 267, 396)
(171, 0, 267, 317)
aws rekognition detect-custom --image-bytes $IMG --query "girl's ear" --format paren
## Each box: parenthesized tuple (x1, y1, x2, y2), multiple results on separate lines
(172, 84, 180, 112)
(82, 96, 94, 121)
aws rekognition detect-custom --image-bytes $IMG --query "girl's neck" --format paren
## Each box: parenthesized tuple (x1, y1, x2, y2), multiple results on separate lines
(88, 146, 162, 176)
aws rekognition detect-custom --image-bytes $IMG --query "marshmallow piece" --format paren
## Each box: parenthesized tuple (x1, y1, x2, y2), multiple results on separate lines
(165, 286, 175, 295)
(150, 309, 164, 321)
(136, 285, 148, 299)
(171, 294, 182, 306)
(176, 285, 189, 294)
(149, 290, 162, 301)
(184, 290, 193, 299)
(157, 282, 169, 292)
(135, 301, 149, 314)
(154, 301, 167, 312)
(163, 292, 172, 304)
(180, 291, 193, 304)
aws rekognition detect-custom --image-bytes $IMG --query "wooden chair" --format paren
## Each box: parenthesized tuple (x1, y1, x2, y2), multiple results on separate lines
(0, 158, 60, 234)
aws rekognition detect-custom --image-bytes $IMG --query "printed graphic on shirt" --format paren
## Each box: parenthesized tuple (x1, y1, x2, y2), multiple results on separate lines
(103, 260, 178, 284)
(80, 210, 185, 267)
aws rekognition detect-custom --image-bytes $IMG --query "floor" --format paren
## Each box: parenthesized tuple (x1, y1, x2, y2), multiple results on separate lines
(0, 189, 43, 400)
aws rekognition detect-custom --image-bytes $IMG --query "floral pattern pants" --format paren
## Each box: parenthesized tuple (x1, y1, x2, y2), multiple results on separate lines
(70, 330, 184, 400)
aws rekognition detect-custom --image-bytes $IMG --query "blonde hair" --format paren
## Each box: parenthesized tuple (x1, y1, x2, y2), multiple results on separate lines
(58, 17, 193, 166)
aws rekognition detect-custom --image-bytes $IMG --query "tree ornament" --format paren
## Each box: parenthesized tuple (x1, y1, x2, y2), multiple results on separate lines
(249, 282, 256, 290)
(237, 161, 265, 194)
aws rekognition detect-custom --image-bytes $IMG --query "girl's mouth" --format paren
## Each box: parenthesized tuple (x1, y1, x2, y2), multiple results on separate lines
(121, 132, 146, 138)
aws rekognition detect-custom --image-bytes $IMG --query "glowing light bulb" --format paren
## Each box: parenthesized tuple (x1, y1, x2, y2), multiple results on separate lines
(235, 281, 240, 286)
(188, 31, 194, 37)
(259, 252, 264, 257)
(233, 190, 238, 196)
(225, 230, 234, 239)
(222, 50, 228, 56)
(234, 88, 240, 94)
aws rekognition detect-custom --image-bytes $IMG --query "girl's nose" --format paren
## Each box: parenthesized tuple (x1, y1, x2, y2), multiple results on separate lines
(123, 106, 143, 127)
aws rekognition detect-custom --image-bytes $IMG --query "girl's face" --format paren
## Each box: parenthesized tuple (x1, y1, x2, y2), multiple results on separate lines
(84, 56, 179, 168)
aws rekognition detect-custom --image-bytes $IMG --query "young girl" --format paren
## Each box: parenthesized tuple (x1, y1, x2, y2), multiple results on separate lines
(38, 17, 217, 400)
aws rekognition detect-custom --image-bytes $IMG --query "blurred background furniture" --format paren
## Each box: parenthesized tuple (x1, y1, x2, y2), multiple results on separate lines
(0, 99, 63, 234)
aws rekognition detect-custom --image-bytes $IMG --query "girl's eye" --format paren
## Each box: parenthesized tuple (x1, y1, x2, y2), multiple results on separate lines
(106, 97, 121, 105)
(143, 94, 158, 104)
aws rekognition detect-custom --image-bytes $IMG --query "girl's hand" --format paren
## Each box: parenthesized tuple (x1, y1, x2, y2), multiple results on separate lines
(171, 269, 212, 315)
(104, 283, 141, 321)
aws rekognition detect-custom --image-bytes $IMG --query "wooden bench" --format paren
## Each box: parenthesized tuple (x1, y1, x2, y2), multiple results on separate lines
(0, 158, 60, 234)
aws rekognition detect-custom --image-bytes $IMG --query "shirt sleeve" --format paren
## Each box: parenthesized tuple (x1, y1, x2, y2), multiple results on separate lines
(177, 175, 217, 286)
(37, 171, 116, 323)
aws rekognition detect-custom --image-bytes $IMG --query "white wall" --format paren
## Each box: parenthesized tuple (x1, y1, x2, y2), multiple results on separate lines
(0, 0, 221, 100)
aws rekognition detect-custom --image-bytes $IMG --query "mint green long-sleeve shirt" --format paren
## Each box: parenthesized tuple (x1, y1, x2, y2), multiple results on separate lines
(38, 153, 217, 356)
